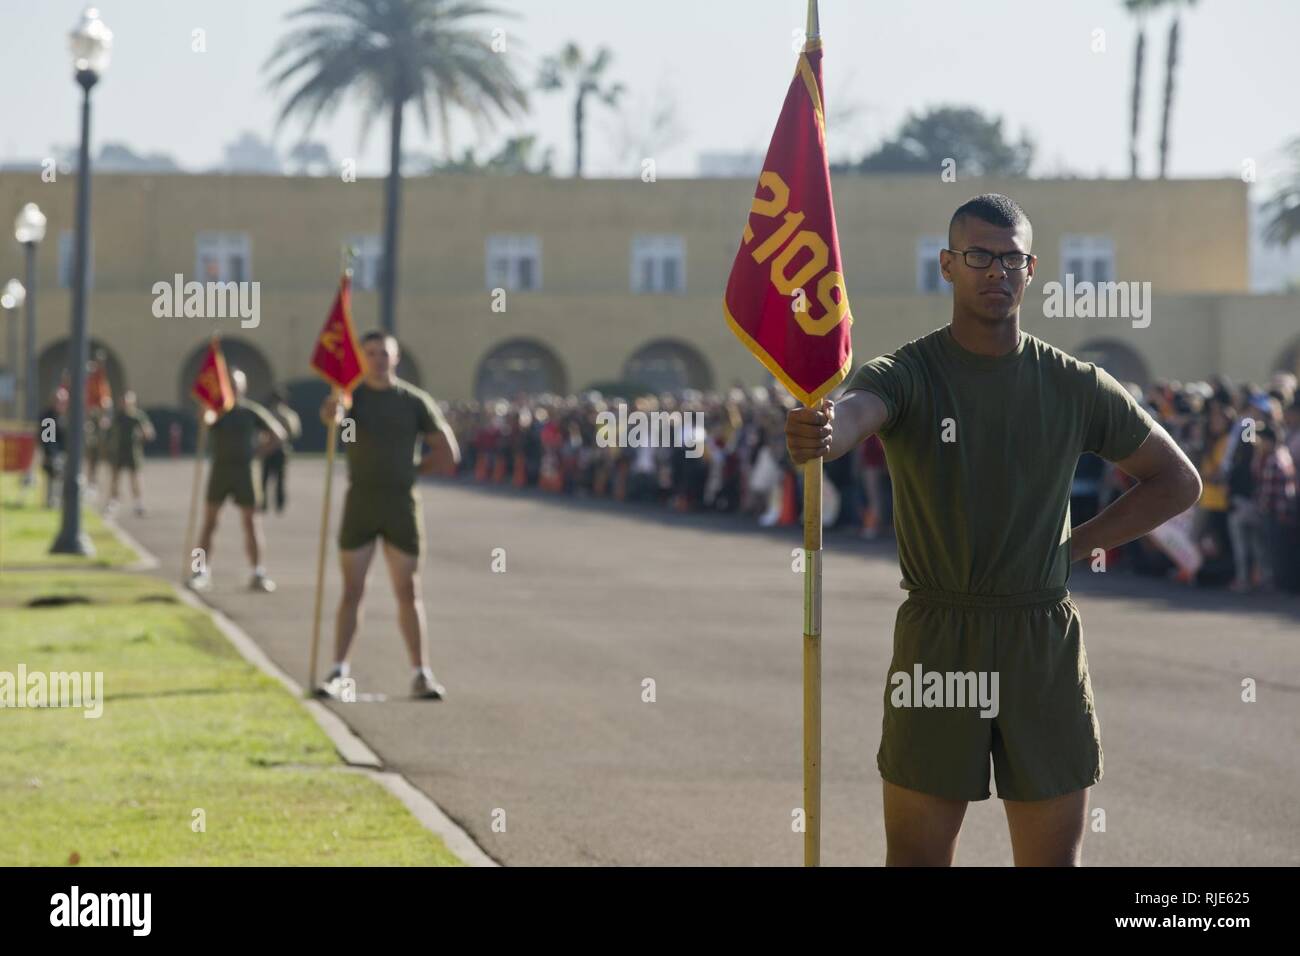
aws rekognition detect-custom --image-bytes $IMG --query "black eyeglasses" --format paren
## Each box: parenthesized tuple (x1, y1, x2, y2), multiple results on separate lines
(943, 248, 1035, 271)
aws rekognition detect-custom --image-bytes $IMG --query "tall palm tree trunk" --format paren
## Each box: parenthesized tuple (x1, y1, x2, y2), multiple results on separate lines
(574, 92, 585, 178)
(381, 96, 405, 336)
(1158, 15, 1180, 179)
(1129, 28, 1145, 178)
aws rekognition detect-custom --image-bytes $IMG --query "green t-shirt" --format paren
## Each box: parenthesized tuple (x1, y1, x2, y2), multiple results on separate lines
(843, 325, 1156, 595)
(344, 379, 448, 492)
(109, 408, 152, 460)
(209, 399, 280, 466)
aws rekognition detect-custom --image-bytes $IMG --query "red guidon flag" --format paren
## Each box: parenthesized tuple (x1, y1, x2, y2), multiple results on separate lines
(310, 273, 367, 394)
(723, 33, 852, 406)
(86, 360, 112, 409)
(190, 336, 235, 414)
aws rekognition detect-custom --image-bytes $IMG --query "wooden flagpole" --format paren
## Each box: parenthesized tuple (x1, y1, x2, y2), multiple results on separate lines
(306, 387, 339, 696)
(182, 414, 209, 581)
(306, 244, 354, 695)
(802, 0, 823, 870)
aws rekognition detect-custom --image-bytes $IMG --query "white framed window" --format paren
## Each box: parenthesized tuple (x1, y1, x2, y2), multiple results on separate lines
(916, 236, 946, 293)
(57, 230, 94, 288)
(1060, 235, 1114, 284)
(485, 235, 541, 292)
(631, 235, 686, 294)
(196, 232, 252, 282)
(346, 234, 383, 291)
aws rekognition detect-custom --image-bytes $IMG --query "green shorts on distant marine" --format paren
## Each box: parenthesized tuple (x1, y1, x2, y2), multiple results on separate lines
(206, 462, 260, 509)
(338, 486, 424, 556)
(877, 587, 1102, 802)
(111, 449, 143, 472)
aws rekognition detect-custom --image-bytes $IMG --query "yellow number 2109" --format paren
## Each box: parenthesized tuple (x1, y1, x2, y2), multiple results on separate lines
(746, 170, 849, 337)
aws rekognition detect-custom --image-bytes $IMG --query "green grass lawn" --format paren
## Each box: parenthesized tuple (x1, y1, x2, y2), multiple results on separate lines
(0, 569, 462, 866)
(0, 472, 137, 569)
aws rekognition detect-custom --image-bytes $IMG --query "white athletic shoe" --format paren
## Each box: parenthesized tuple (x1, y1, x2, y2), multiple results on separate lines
(249, 571, 277, 593)
(187, 570, 212, 592)
(316, 670, 347, 700)
(411, 670, 445, 700)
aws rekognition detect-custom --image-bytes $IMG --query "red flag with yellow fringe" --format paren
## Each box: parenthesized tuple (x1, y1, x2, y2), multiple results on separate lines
(190, 336, 235, 414)
(310, 273, 367, 394)
(723, 32, 852, 406)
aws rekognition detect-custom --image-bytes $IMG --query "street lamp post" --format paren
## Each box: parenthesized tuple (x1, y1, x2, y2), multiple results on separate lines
(14, 203, 47, 423)
(1, 280, 25, 419)
(51, 7, 111, 556)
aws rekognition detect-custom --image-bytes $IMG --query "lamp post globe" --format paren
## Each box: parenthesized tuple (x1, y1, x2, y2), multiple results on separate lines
(69, 7, 112, 78)
(13, 203, 47, 246)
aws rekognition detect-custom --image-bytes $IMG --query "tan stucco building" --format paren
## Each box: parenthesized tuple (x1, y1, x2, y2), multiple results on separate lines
(1, 171, 1295, 436)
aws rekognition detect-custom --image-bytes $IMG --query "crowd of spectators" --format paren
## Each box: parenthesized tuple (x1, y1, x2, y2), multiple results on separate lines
(438, 369, 1299, 595)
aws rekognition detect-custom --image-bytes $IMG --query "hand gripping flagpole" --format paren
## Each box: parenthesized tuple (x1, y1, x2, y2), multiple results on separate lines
(801, 0, 823, 870)
(306, 246, 354, 696)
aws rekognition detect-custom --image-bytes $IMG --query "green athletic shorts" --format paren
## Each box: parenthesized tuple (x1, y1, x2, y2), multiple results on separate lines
(338, 485, 423, 556)
(206, 461, 260, 509)
(877, 587, 1102, 803)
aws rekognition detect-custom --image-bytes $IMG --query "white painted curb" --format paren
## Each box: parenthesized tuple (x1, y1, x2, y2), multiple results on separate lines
(103, 511, 498, 867)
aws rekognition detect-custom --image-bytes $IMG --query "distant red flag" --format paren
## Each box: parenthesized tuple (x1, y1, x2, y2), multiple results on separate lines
(86, 360, 112, 409)
(723, 35, 852, 406)
(190, 336, 235, 414)
(310, 273, 367, 394)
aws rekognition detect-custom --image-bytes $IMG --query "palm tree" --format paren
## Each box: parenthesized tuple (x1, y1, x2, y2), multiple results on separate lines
(1157, 0, 1198, 178)
(265, 0, 527, 335)
(1122, 0, 1162, 178)
(538, 43, 624, 178)
(1263, 138, 1300, 248)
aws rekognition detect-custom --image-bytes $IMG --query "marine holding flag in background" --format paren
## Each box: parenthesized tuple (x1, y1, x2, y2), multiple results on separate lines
(785, 193, 1204, 865)
(311, 276, 461, 701)
(188, 340, 286, 593)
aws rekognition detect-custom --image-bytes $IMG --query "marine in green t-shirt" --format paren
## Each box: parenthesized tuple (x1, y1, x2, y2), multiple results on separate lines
(109, 405, 153, 471)
(190, 369, 286, 593)
(785, 194, 1202, 866)
(343, 379, 450, 500)
(317, 332, 461, 703)
(106, 391, 154, 515)
(206, 397, 283, 508)
(259, 390, 302, 514)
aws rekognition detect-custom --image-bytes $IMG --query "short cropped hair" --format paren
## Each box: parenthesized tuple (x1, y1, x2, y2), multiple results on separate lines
(949, 193, 1032, 248)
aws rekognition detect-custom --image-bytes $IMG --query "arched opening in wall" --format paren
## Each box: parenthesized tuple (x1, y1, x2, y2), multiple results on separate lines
(1074, 338, 1151, 390)
(176, 338, 275, 408)
(37, 338, 126, 409)
(284, 377, 332, 453)
(1273, 336, 1300, 379)
(475, 339, 567, 400)
(622, 339, 714, 394)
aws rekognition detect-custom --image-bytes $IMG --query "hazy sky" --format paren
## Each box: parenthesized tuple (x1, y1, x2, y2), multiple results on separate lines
(2, 0, 1298, 191)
